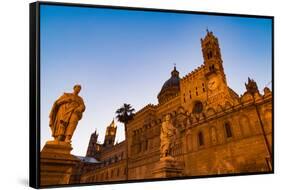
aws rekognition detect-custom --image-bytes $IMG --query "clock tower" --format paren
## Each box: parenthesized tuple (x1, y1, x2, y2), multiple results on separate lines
(180, 30, 239, 113)
(200, 30, 238, 106)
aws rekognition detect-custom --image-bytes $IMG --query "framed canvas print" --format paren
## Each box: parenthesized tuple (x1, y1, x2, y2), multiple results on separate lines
(29, 1, 274, 188)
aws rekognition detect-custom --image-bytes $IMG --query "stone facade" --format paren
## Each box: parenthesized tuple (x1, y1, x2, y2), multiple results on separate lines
(80, 120, 127, 183)
(79, 31, 272, 183)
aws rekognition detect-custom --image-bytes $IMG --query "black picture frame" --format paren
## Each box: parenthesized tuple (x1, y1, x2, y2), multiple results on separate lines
(29, 1, 274, 189)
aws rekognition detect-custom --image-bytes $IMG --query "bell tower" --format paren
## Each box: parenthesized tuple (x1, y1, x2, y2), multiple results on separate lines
(200, 30, 238, 106)
(86, 130, 99, 157)
(201, 30, 226, 83)
(103, 119, 117, 148)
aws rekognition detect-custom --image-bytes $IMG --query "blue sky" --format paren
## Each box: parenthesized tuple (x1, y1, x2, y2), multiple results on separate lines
(40, 4, 272, 156)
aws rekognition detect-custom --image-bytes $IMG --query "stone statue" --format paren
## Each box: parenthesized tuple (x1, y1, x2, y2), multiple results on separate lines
(160, 114, 177, 159)
(49, 84, 86, 143)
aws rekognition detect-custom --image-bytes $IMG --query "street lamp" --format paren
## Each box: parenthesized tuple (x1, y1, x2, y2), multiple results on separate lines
(245, 78, 272, 171)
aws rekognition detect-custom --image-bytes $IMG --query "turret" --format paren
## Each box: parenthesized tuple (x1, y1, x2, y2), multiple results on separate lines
(103, 119, 117, 148)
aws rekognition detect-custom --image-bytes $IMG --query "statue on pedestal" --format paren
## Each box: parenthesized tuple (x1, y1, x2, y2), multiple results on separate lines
(160, 114, 177, 159)
(49, 84, 86, 143)
(153, 114, 183, 178)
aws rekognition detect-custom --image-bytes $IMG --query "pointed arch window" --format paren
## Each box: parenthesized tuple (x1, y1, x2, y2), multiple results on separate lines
(117, 167, 120, 176)
(193, 101, 203, 114)
(198, 131, 204, 146)
(224, 122, 232, 138)
(209, 51, 213, 58)
(111, 169, 114, 178)
(207, 51, 213, 59)
(144, 139, 148, 151)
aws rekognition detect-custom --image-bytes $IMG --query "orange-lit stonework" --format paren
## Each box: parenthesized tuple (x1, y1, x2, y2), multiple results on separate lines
(79, 31, 272, 183)
(41, 31, 272, 185)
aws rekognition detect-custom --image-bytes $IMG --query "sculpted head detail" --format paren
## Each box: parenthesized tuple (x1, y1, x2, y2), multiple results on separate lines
(73, 84, 82, 95)
(165, 114, 171, 121)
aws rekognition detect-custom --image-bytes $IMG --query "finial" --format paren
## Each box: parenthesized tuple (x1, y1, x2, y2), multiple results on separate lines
(110, 118, 117, 128)
(206, 27, 209, 33)
(171, 63, 179, 77)
(245, 77, 259, 94)
(94, 128, 98, 136)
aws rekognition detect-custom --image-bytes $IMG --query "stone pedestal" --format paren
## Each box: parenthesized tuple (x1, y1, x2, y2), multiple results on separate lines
(40, 140, 80, 186)
(152, 156, 183, 178)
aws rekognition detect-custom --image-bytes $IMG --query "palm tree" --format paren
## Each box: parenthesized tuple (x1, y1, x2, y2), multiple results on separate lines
(115, 103, 135, 180)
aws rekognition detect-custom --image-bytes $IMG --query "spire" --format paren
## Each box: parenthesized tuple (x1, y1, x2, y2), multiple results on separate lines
(171, 64, 179, 77)
(202, 29, 217, 42)
(245, 77, 259, 94)
(92, 129, 98, 137)
(104, 118, 117, 147)
(110, 118, 116, 128)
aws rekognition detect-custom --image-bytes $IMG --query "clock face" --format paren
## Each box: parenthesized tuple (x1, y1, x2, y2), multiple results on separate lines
(208, 76, 219, 90)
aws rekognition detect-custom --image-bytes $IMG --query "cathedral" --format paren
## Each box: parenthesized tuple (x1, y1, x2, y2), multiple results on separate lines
(76, 30, 272, 183)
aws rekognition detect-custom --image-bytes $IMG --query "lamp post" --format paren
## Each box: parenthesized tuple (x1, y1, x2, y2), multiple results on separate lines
(246, 78, 272, 171)
(252, 94, 272, 171)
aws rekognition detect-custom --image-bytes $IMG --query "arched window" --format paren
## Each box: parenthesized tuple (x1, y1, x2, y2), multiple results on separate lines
(144, 140, 148, 151)
(111, 169, 114, 178)
(224, 122, 232, 138)
(117, 168, 120, 176)
(138, 143, 141, 153)
(207, 51, 213, 59)
(202, 83, 205, 92)
(193, 101, 203, 114)
(105, 171, 108, 180)
(198, 131, 204, 146)
(209, 64, 215, 72)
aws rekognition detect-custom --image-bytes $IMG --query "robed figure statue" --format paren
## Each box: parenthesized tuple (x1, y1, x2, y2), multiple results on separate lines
(160, 114, 177, 159)
(49, 84, 86, 143)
